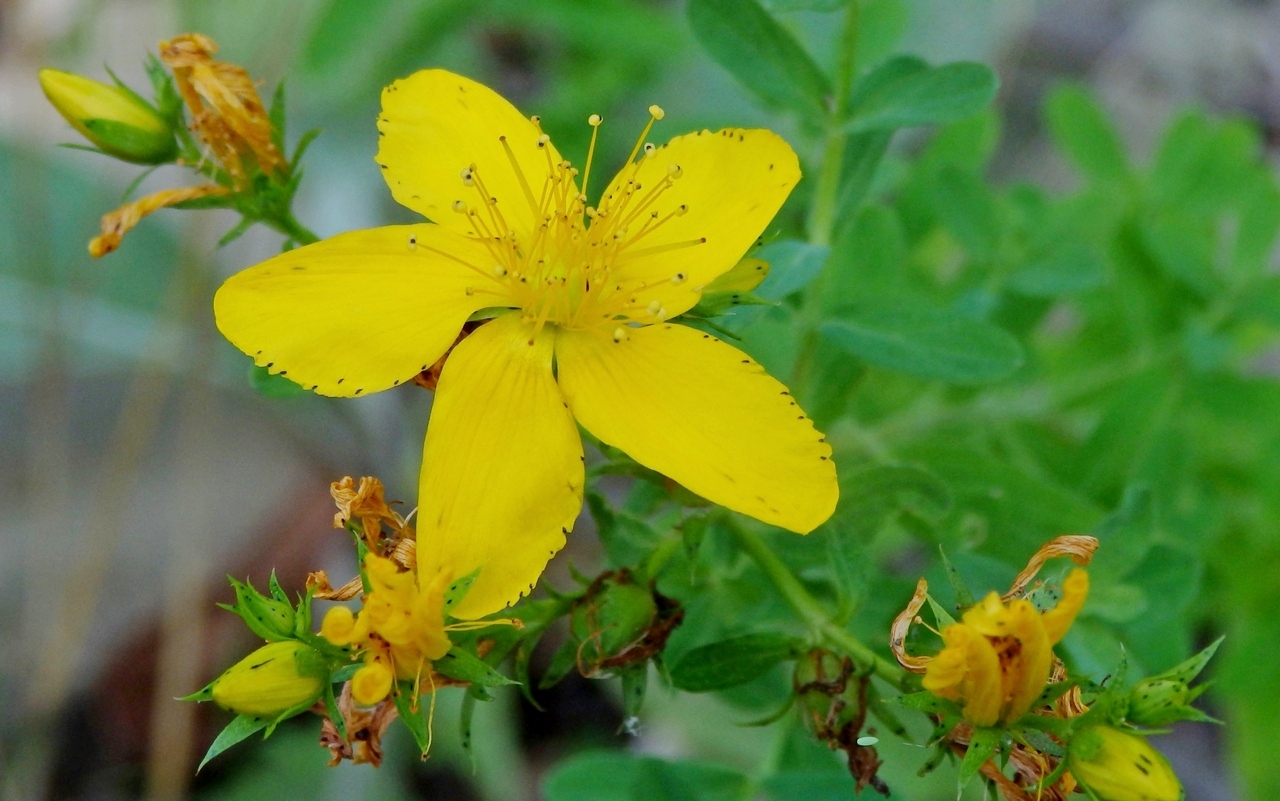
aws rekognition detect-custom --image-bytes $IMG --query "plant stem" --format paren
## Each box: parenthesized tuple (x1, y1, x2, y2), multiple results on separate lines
(806, 0, 861, 248)
(723, 515, 910, 691)
(268, 210, 320, 245)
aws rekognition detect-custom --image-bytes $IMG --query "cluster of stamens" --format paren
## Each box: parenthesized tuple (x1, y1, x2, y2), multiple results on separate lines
(415, 104, 706, 343)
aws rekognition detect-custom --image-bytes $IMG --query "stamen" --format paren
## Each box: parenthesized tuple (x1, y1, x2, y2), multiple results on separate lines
(625, 104, 666, 165)
(666, 163, 683, 180)
(613, 327, 628, 342)
(643, 142, 656, 156)
(617, 237, 706, 263)
(460, 167, 474, 186)
(499, 134, 540, 216)
(581, 114, 603, 206)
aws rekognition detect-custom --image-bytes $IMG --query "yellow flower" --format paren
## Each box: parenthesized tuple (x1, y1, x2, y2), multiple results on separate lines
(1068, 726, 1182, 801)
(321, 554, 453, 706)
(209, 641, 327, 718)
(214, 69, 838, 618)
(38, 68, 177, 164)
(922, 569, 1089, 726)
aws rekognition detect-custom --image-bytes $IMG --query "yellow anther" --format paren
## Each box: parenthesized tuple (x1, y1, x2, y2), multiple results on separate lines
(460, 167, 474, 186)
(643, 142, 656, 156)
(671, 272, 687, 284)
(647, 300, 662, 315)
(588, 114, 603, 127)
(667, 164, 683, 179)
(648, 104, 665, 120)
(537, 134, 550, 148)
(407, 235, 417, 250)
(452, 200, 468, 213)
(586, 206, 598, 218)
(492, 265, 507, 277)
(675, 204, 689, 216)
(613, 327, 628, 342)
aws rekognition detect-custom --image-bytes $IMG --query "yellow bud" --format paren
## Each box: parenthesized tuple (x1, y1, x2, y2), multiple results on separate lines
(210, 641, 327, 718)
(351, 661, 394, 706)
(38, 69, 176, 164)
(1068, 726, 1182, 801)
(320, 605, 356, 646)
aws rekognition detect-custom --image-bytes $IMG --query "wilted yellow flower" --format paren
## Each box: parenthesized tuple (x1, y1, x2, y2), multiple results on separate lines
(209, 640, 327, 718)
(922, 569, 1088, 726)
(38, 68, 177, 164)
(214, 69, 838, 619)
(330, 476, 406, 548)
(1068, 726, 1181, 801)
(159, 32, 284, 184)
(321, 554, 453, 706)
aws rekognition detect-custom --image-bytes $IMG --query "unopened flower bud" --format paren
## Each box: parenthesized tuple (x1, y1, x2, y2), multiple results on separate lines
(225, 577, 296, 641)
(209, 641, 327, 718)
(1068, 726, 1181, 801)
(1126, 637, 1221, 727)
(571, 575, 658, 667)
(38, 68, 177, 164)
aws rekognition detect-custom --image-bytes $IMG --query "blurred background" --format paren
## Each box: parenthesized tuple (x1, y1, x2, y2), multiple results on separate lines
(3, 0, 1279, 799)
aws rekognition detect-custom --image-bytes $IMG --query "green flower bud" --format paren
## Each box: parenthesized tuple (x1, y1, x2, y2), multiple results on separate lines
(571, 575, 658, 666)
(1126, 637, 1221, 727)
(210, 641, 327, 718)
(224, 577, 296, 641)
(38, 68, 177, 164)
(1068, 726, 1181, 801)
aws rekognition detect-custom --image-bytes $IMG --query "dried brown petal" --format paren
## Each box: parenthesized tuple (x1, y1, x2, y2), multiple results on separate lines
(890, 578, 932, 673)
(89, 184, 228, 257)
(1003, 535, 1098, 601)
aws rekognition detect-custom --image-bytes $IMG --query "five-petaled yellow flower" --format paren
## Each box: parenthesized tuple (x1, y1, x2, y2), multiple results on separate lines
(923, 569, 1089, 727)
(214, 69, 838, 619)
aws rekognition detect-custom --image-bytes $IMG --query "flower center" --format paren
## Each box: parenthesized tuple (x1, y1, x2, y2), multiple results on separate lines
(424, 106, 706, 340)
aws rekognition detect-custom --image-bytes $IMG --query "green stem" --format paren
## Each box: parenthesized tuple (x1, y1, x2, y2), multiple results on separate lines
(267, 210, 320, 246)
(724, 515, 910, 691)
(805, 0, 861, 247)
(792, 2, 861, 391)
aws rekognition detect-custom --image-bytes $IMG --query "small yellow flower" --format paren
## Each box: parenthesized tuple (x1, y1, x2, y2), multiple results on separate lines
(922, 569, 1089, 726)
(214, 69, 838, 618)
(209, 641, 327, 718)
(38, 68, 177, 164)
(1068, 726, 1182, 801)
(320, 554, 453, 706)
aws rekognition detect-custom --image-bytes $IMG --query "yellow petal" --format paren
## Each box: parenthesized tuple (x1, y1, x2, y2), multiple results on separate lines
(415, 313, 584, 619)
(1042, 568, 1089, 644)
(1001, 599, 1053, 723)
(555, 323, 836, 533)
(601, 128, 799, 322)
(214, 223, 500, 397)
(376, 69, 571, 240)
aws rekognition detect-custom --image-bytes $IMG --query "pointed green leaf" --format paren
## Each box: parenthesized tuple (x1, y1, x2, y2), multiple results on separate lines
(433, 646, 518, 687)
(846, 61, 998, 133)
(959, 727, 1002, 788)
(197, 714, 269, 771)
(670, 632, 797, 693)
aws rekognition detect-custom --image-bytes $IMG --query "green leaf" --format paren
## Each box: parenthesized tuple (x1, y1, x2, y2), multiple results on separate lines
(826, 204, 907, 307)
(932, 165, 1001, 259)
(1045, 84, 1130, 184)
(687, 0, 831, 123)
(958, 727, 1001, 787)
(669, 632, 797, 692)
(763, 0, 845, 9)
(939, 546, 975, 608)
(761, 770, 854, 800)
(1008, 241, 1108, 297)
(835, 130, 893, 221)
(544, 752, 752, 801)
(821, 302, 1024, 384)
(846, 60, 998, 133)
(434, 647, 519, 687)
(887, 690, 959, 715)
(197, 714, 269, 771)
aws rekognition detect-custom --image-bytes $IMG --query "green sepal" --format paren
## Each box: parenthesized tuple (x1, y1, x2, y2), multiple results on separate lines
(938, 545, 975, 609)
(460, 690, 478, 772)
(433, 646, 519, 687)
(197, 714, 269, 772)
(686, 290, 776, 319)
(393, 684, 431, 757)
(540, 638, 579, 690)
(959, 727, 1002, 788)
(179, 682, 215, 702)
(620, 663, 648, 723)
(443, 568, 482, 614)
(322, 679, 346, 743)
(888, 690, 962, 715)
